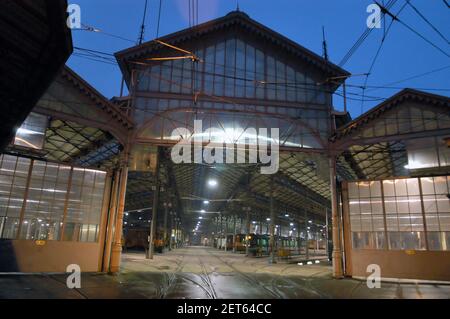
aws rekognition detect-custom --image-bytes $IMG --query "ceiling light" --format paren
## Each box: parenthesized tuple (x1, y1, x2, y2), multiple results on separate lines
(208, 179, 218, 187)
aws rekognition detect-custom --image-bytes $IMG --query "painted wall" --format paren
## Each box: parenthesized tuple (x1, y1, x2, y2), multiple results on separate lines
(349, 249, 450, 282)
(0, 240, 102, 273)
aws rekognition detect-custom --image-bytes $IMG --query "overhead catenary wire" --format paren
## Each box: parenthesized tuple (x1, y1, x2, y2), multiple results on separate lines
(405, 0, 450, 46)
(338, 0, 398, 66)
(72, 47, 450, 97)
(359, 0, 409, 114)
(375, 1, 450, 59)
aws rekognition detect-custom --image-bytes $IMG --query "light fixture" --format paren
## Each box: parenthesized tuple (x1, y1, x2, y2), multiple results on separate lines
(200, 209, 206, 213)
(199, 217, 203, 220)
(285, 214, 289, 217)
(308, 220, 312, 224)
(290, 223, 294, 226)
(252, 221, 256, 224)
(203, 200, 210, 204)
(208, 179, 218, 187)
(266, 218, 270, 221)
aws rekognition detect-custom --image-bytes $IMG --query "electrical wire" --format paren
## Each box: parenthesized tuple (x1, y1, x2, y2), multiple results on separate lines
(405, 0, 449, 46)
(338, 0, 398, 66)
(360, 0, 409, 114)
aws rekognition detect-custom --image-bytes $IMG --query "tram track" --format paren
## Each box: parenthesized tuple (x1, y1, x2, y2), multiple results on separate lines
(205, 249, 283, 299)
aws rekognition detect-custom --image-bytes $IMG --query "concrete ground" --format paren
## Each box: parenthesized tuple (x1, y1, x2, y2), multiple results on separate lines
(0, 246, 449, 299)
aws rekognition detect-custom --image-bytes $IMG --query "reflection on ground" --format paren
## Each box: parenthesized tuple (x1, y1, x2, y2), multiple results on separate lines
(1, 246, 449, 299)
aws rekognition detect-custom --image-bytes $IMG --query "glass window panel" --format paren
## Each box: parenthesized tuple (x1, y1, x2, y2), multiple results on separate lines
(423, 195, 437, 213)
(295, 72, 306, 102)
(245, 44, 255, 99)
(408, 196, 422, 214)
(396, 197, 409, 214)
(159, 61, 172, 92)
(225, 39, 236, 97)
(383, 180, 395, 196)
(410, 214, 424, 231)
(372, 215, 385, 231)
(255, 49, 265, 99)
(171, 60, 182, 94)
(420, 177, 435, 195)
(426, 214, 440, 231)
(394, 179, 407, 196)
(386, 215, 399, 231)
(149, 65, 160, 91)
(181, 60, 192, 94)
(434, 176, 448, 194)
(235, 39, 245, 98)
(266, 56, 276, 100)
(275, 60, 286, 101)
(406, 178, 420, 195)
(384, 197, 397, 214)
(349, 201, 360, 215)
(214, 41, 225, 96)
(370, 181, 381, 197)
(14, 112, 48, 150)
(439, 213, 450, 231)
(371, 199, 383, 214)
(358, 182, 370, 197)
(427, 232, 445, 250)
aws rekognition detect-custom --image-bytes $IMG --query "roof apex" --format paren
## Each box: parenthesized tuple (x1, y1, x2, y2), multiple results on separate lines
(115, 10, 350, 85)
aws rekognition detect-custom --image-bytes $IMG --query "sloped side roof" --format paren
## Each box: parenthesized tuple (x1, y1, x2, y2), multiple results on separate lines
(115, 10, 349, 84)
(61, 66, 134, 130)
(333, 89, 450, 141)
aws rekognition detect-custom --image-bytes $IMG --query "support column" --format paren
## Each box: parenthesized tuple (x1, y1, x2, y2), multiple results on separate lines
(330, 156, 343, 278)
(325, 207, 330, 259)
(109, 152, 129, 273)
(102, 170, 120, 272)
(163, 202, 169, 251)
(147, 147, 161, 259)
(304, 210, 309, 260)
(297, 220, 301, 255)
(233, 215, 237, 253)
(224, 216, 228, 252)
(269, 178, 276, 264)
(245, 209, 250, 256)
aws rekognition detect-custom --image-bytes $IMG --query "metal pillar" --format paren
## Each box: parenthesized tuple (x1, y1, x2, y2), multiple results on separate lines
(102, 170, 119, 272)
(297, 221, 301, 255)
(233, 215, 237, 253)
(163, 203, 169, 251)
(224, 216, 228, 252)
(325, 207, 330, 259)
(109, 152, 129, 273)
(330, 156, 344, 278)
(169, 212, 174, 250)
(245, 209, 250, 256)
(269, 178, 276, 264)
(304, 209, 309, 260)
(147, 147, 160, 259)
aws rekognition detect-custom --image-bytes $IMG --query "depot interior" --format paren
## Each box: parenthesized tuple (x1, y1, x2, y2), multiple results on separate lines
(0, 1, 449, 281)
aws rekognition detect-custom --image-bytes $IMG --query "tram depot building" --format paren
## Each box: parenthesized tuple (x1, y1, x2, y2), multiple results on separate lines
(0, 6, 449, 283)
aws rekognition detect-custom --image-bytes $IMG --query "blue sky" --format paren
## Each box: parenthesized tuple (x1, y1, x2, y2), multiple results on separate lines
(67, 0, 450, 118)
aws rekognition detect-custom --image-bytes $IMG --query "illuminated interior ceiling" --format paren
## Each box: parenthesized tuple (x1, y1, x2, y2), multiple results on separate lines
(334, 89, 450, 181)
(44, 120, 121, 169)
(162, 151, 355, 225)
